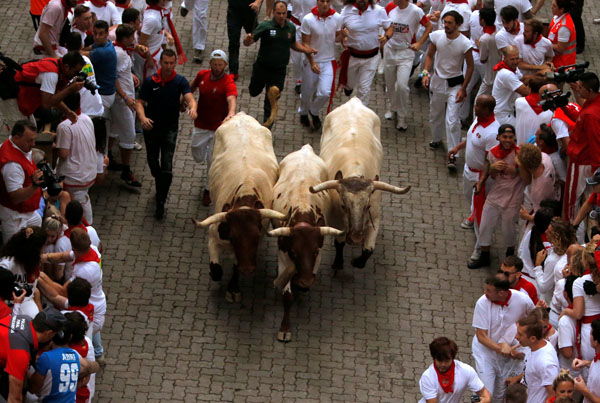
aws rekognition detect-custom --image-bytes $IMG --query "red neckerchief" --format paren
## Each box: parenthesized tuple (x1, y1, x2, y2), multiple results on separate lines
(595, 244, 600, 271)
(489, 144, 518, 160)
(311, 6, 335, 19)
(113, 41, 134, 53)
(89, 0, 107, 7)
(115, 3, 128, 9)
(61, 0, 73, 18)
(64, 223, 87, 238)
(353, 2, 368, 15)
(487, 290, 512, 307)
(525, 93, 544, 114)
(434, 361, 455, 393)
(152, 69, 177, 86)
(509, 24, 521, 35)
(493, 61, 516, 72)
(595, 352, 600, 362)
(67, 303, 94, 323)
(145, 4, 163, 14)
(448, 0, 469, 3)
(529, 34, 543, 49)
(483, 26, 495, 35)
(472, 114, 495, 132)
(547, 397, 556, 403)
(74, 248, 100, 265)
(69, 339, 89, 361)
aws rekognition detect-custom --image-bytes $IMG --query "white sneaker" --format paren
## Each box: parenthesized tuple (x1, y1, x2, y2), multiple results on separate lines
(384, 111, 395, 120)
(470, 248, 481, 261)
(396, 120, 408, 131)
(594, 18, 600, 25)
(133, 141, 143, 151)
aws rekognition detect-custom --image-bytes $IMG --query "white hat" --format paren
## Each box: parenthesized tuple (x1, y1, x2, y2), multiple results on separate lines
(210, 49, 228, 64)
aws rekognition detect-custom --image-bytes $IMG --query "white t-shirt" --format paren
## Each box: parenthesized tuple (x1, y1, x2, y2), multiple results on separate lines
(385, 3, 427, 51)
(55, 114, 97, 187)
(479, 31, 500, 86)
(69, 245, 105, 315)
(530, 153, 560, 212)
(557, 314, 580, 373)
(469, 11, 483, 51)
(300, 11, 343, 63)
(55, 226, 101, 280)
(418, 360, 484, 403)
(574, 274, 600, 316)
(115, 46, 135, 97)
(438, 2, 471, 33)
(551, 278, 568, 318)
(429, 30, 472, 80)
(522, 341, 559, 403)
(586, 360, 600, 403)
(464, 118, 500, 173)
(36, 72, 58, 95)
(79, 55, 104, 118)
(141, 8, 165, 56)
(341, 4, 391, 51)
(33, 0, 66, 50)
(84, 1, 122, 25)
(514, 96, 553, 145)
(494, 0, 532, 30)
(514, 34, 554, 76)
(518, 229, 551, 281)
(471, 290, 535, 357)
(495, 23, 524, 50)
(289, 0, 314, 22)
(492, 67, 524, 117)
(549, 150, 567, 183)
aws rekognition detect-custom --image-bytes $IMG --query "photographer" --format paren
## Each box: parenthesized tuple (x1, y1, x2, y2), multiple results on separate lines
(0, 268, 26, 318)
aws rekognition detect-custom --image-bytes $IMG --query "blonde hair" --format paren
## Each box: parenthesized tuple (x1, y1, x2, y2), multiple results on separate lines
(583, 241, 600, 284)
(553, 369, 574, 390)
(569, 245, 586, 276)
(43, 216, 62, 234)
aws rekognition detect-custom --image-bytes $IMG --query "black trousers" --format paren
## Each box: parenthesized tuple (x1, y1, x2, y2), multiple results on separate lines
(143, 127, 177, 203)
(248, 62, 286, 123)
(571, 0, 585, 52)
(226, 4, 257, 75)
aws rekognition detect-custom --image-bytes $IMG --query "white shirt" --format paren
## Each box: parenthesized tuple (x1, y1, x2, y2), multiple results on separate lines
(418, 360, 484, 403)
(514, 97, 553, 145)
(438, 2, 471, 33)
(586, 360, 600, 403)
(551, 113, 571, 140)
(533, 247, 561, 304)
(300, 10, 343, 63)
(55, 114, 97, 187)
(55, 226, 101, 281)
(464, 117, 500, 173)
(33, 0, 66, 50)
(36, 72, 58, 95)
(71, 27, 87, 48)
(494, 0, 532, 30)
(341, 4, 391, 51)
(495, 23, 524, 50)
(84, 1, 122, 25)
(69, 245, 106, 315)
(492, 67, 524, 117)
(557, 314, 580, 372)
(429, 30, 472, 80)
(574, 274, 600, 317)
(289, 0, 314, 22)
(141, 7, 165, 56)
(469, 11, 482, 58)
(479, 31, 500, 85)
(79, 55, 104, 118)
(385, 3, 427, 51)
(115, 45, 135, 97)
(518, 228, 552, 280)
(514, 34, 554, 75)
(471, 290, 535, 357)
(551, 278, 568, 318)
(522, 341, 559, 403)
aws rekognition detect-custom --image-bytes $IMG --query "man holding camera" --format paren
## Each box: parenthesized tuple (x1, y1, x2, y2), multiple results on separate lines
(0, 120, 44, 243)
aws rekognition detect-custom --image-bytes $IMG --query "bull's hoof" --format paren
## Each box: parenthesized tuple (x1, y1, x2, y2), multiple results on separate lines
(350, 257, 366, 269)
(209, 263, 223, 281)
(277, 331, 292, 343)
(225, 291, 242, 303)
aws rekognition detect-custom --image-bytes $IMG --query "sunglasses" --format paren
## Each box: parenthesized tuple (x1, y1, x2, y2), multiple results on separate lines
(498, 269, 517, 276)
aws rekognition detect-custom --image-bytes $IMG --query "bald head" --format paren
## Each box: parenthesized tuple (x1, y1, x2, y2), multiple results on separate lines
(502, 45, 519, 58)
(474, 94, 496, 118)
(539, 83, 559, 97)
(502, 45, 520, 71)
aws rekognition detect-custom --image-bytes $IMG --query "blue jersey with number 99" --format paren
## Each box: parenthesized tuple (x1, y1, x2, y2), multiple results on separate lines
(35, 347, 80, 402)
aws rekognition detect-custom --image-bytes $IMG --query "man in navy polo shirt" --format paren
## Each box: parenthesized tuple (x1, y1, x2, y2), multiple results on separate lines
(136, 49, 198, 219)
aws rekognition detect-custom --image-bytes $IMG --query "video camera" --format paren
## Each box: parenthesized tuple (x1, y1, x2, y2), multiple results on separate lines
(539, 89, 571, 111)
(546, 61, 590, 84)
(75, 71, 100, 95)
(13, 283, 33, 298)
(36, 161, 64, 197)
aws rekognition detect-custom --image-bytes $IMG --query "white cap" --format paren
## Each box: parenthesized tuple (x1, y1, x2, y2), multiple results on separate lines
(210, 49, 228, 64)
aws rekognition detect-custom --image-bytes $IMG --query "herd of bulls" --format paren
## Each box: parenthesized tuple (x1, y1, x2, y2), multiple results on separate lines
(192, 98, 411, 342)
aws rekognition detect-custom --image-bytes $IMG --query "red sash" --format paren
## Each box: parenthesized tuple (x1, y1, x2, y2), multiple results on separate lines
(146, 6, 187, 64)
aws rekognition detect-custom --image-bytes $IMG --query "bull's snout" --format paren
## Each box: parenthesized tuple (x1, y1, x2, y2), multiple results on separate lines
(294, 273, 316, 289)
(347, 231, 364, 245)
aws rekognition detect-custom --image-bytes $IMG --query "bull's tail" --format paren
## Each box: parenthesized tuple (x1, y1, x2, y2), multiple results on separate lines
(263, 86, 280, 128)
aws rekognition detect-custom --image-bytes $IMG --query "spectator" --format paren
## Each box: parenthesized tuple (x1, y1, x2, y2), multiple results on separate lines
(0, 269, 26, 318)
(495, 6, 524, 51)
(504, 383, 527, 403)
(226, 0, 261, 81)
(32, 0, 77, 57)
(536, 123, 567, 186)
(500, 255, 539, 305)
(138, 0, 174, 79)
(492, 45, 530, 126)
(477, 7, 500, 97)
(515, 77, 553, 146)
(550, 244, 584, 327)
(493, 0, 533, 31)
(85, 0, 122, 26)
(557, 277, 582, 377)
(180, 0, 210, 63)
(65, 310, 97, 402)
(71, 5, 93, 48)
(517, 143, 560, 216)
(514, 19, 554, 76)
(549, 0, 576, 70)
(572, 319, 600, 401)
(531, 305, 559, 348)
(550, 370, 576, 401)
(189, 49, 237, 206)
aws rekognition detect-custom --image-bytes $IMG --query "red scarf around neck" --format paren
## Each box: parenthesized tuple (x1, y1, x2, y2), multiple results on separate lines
(152, 69, 177, 86)
(145, 5, 187, 64)
(64, 223, 87, 238)
(353, 2, 368, 15)
(447, 0, 469, 3)
(89, 0, 107, 7)
(67, 303, 94, 322)
(493, 61, 516, 72)
(487, 290, 512, 307)
(434, 361, 455, 393)
(312, 6, 335, 19)
(525, 93, 544, 114)
(472, 114, 495, 132)
(115, 3, 129, 9)
(74, 247, 100, 266)
(113, 41, 134, 53)
(595, 352, 600, 363)
(489, 144, 518, 160)
(529, 34, 543, 49)
(483, 26, 495, 35)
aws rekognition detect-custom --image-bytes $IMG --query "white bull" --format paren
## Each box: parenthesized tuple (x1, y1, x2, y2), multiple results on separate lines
(267, 144, 343, 342)
(310, 97, 411, 270)
(192, 112, 285, 302)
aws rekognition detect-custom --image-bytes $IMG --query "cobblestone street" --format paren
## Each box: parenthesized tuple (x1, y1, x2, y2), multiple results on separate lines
(1, 1, 600, 401)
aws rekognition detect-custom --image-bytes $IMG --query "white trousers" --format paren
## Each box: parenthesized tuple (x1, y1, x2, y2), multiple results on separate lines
(191, 127, 215, 188)
(459, 58, 484, 121)
(496, 112, 516, 127)
(299, 60, 334, 116)
(383, 47, 415, 124)
(0, 205, 42, 244)
(473, 351, 524, 403)
(109, 98, 136, 149)
(478, 202, 520, 248)
(290, 28, 304, 84)
(182, 0, 209, 50)
(429, 75, 462, 151)
(63, 183, 94, 225)
(347, 55, 379, 107)
(463, 170, 481, 249)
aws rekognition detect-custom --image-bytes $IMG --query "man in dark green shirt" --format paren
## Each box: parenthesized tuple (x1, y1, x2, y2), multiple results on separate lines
(243, 0, 316, 127)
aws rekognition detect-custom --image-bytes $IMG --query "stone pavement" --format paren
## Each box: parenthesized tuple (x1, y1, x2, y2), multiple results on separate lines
(1, 1, 600, 401)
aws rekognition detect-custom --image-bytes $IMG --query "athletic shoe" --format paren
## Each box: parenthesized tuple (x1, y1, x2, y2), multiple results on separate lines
(193, 49, 203, 64)
(460, 219, 474, 229)
(396, 121, 407, 131)
(428, 141, 442, 150)
(133, 141, 143, 151)
(384, 111, 395, 120)
(594, 18, 600, 25)
(310, 113, 321, 131)
(470, 248, 481, 261)
(121, 170, 142, 188)
(202, 189, 211, 206)
(180, 6, 188, 17)
(300, 115, 310, 127)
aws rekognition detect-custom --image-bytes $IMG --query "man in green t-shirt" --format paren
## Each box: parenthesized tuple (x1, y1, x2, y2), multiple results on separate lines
(243, 0, 316, 127)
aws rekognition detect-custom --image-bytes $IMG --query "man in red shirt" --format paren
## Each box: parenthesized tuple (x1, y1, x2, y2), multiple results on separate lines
(499, 255, 539, 305)
(564, 73, 600, 232)
(189, 49, 238, 206)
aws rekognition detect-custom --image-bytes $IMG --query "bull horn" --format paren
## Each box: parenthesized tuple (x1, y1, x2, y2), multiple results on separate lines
(319, 227, 344, 237)
(192, 212, 228, 227)
(263, 86, 280, 128)
(258, 209, 287, 220)
(309, 180, 339, 193)
(268, 227, 292, 237)
(373, 181, 411, 194)
(273, 265, 296, 290)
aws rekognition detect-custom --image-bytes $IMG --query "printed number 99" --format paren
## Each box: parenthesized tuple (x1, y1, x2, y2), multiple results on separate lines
(59, 363, 79, 392)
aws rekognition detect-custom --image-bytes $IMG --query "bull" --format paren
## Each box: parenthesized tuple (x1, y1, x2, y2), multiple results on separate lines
(310, 98, 411, 271)
(192, 112, 285, 302)
(267, 144, 343, 342)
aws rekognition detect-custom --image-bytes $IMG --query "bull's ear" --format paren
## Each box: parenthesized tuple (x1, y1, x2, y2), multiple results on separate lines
(335, 170, 343, 181)
(218, 222, 230, 240)
(317, 216, 325, 227)
(222, 203, 231, 212)
(254, 200, 265, 209)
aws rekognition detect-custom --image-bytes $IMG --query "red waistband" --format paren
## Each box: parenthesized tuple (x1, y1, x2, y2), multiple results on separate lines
(468, 166, 482, 173)
(582, 314, 600, 324)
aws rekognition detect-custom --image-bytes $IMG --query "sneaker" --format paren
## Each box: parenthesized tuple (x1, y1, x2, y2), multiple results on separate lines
(310, 113, 321, 131)
(594, 18, 600, 25)
(121, 170, 142, 187)
(133, 141, 143, 151)
(155, 201, 165, 220)
(202, 189, 211, 206)
(429, 141, 442, 150)
(460, 219, 474, 229)
(300, 115, 310, 127)
(447, 155, 457, 171)
(193, 49, 203, 64)
(396, 121, 408, 131)
(344, 88, 353, 97)
(384, 111, 395, 120)
(468, 251, 490, 269)
(470, 248, 481, 261)
(96, 354, 107, 365)
(180, 6, 188, 17)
